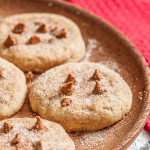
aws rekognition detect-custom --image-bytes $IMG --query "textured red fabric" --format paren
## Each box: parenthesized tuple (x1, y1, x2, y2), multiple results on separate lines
(66, 0, 150, 132)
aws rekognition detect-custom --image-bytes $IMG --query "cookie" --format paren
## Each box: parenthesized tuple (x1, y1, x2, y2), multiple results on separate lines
(0, 13, 85, 73)
(0, 116, 75, 150)
(29, 63, 132, 131)
(0, 57, 27, 120)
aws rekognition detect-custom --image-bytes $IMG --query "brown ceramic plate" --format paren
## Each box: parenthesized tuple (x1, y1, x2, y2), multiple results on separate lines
(0, 0, 150, 149)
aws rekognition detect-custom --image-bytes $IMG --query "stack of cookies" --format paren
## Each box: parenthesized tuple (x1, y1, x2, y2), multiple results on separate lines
(0, 13, 132, 149)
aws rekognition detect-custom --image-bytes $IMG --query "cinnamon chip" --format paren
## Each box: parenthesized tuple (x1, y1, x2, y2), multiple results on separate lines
(26, 71, 34, 82)
(55, 28, 67, 39)
(60, 82, 75, 95)
(61, 98, 72, 107)
(93, 80, 106, 95)
(36, 24, 48, 33)
(12, 133, 21, 145)
(50, 27, 57, 33)
(34, 140, 45, 150)
(4, 34, 17, 48)
(65, 74, 76, 84)
(31, 116, 48, 132)
(3, 121, 13, 133)
(13, 23, 25, 34)
(91, 69, 101, 81)
(28, 35, 41, 44)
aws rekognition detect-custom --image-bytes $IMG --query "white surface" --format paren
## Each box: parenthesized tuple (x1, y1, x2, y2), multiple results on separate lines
(128, 130, 150, 150)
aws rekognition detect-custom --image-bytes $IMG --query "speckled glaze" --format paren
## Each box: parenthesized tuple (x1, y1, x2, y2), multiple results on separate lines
(0, 0, 149, 150)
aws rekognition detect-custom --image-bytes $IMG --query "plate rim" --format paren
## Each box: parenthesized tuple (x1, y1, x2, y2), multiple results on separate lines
(3, 0, 150, 149)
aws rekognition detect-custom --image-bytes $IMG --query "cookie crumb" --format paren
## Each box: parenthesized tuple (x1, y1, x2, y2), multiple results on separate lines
(61, 98, 72, 107)
(26, 71, 34, 82)
(12, 133, 21, 145)
(3, 121, 13, 133)
(66, 74, 76, 84)
(36, 24, 48, 33)
(61, 82, 75, 95)
(55, 28, 67, 39)
(91, 69, 101, 81)
(32, 116, 48, 132)
(93, 81, 106, 95)
(4, 34, 17, 48)
(28, 35, 41, 44)
(13, 23, 25, 34)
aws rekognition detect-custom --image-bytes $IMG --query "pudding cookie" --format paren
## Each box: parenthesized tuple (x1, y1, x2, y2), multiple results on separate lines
(0, 117, 75, 150)
(0, 13, 85, 73)
(0, 57, 27, 120)
(29, 63, 132, 131)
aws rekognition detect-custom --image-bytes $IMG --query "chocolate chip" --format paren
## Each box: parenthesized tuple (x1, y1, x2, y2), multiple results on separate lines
(13, 23, 25, 34)
(61, 82, 75, 95)
(28, 35, 41, 44)
(61, 98, 72, 107)
(4, 34, 17, 48)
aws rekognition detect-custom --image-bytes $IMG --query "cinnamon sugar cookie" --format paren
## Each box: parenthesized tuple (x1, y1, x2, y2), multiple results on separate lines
(0, 13, 85, 73)
(0, 58, 27, 120)
(0, 117, 75, 150)
(29, 63, 132, 131)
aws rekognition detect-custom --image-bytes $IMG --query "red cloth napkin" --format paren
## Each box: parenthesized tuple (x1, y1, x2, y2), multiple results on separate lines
(67, 0, 150, 132)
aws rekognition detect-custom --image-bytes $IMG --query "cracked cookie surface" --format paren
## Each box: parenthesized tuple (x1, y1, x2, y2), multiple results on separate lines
(0, 117, 75, 150)
(0, 57, 27, 120)
(29, 63, 132, 131)
(0, 13, 85, 73)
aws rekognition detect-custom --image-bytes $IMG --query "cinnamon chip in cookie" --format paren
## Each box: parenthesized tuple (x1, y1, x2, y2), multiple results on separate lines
(13, 23, 25, 34)
(61, 98, 72, 107)
(93, 80, 106, 95)
(65, 74, 76, 84)
(55, 28, 67, 39)
(91, 68, 101, 81)
(12, 133, 21, 145)
(61, 82, 75, 95)
(28, 35, 41, 44)
(34, 140, 45, 150)
(31, 116, 48, 132)
(36, 24, 48, 33)
(4, 34, 17, 48)
(3, 122, 13, 133)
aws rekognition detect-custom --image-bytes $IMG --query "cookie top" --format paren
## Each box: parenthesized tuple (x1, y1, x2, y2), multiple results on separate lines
(0, 13, 85, 73)
(29, 63, 132, 131)
(0, 57, 27, 120)
(0, 117, 75, 150)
